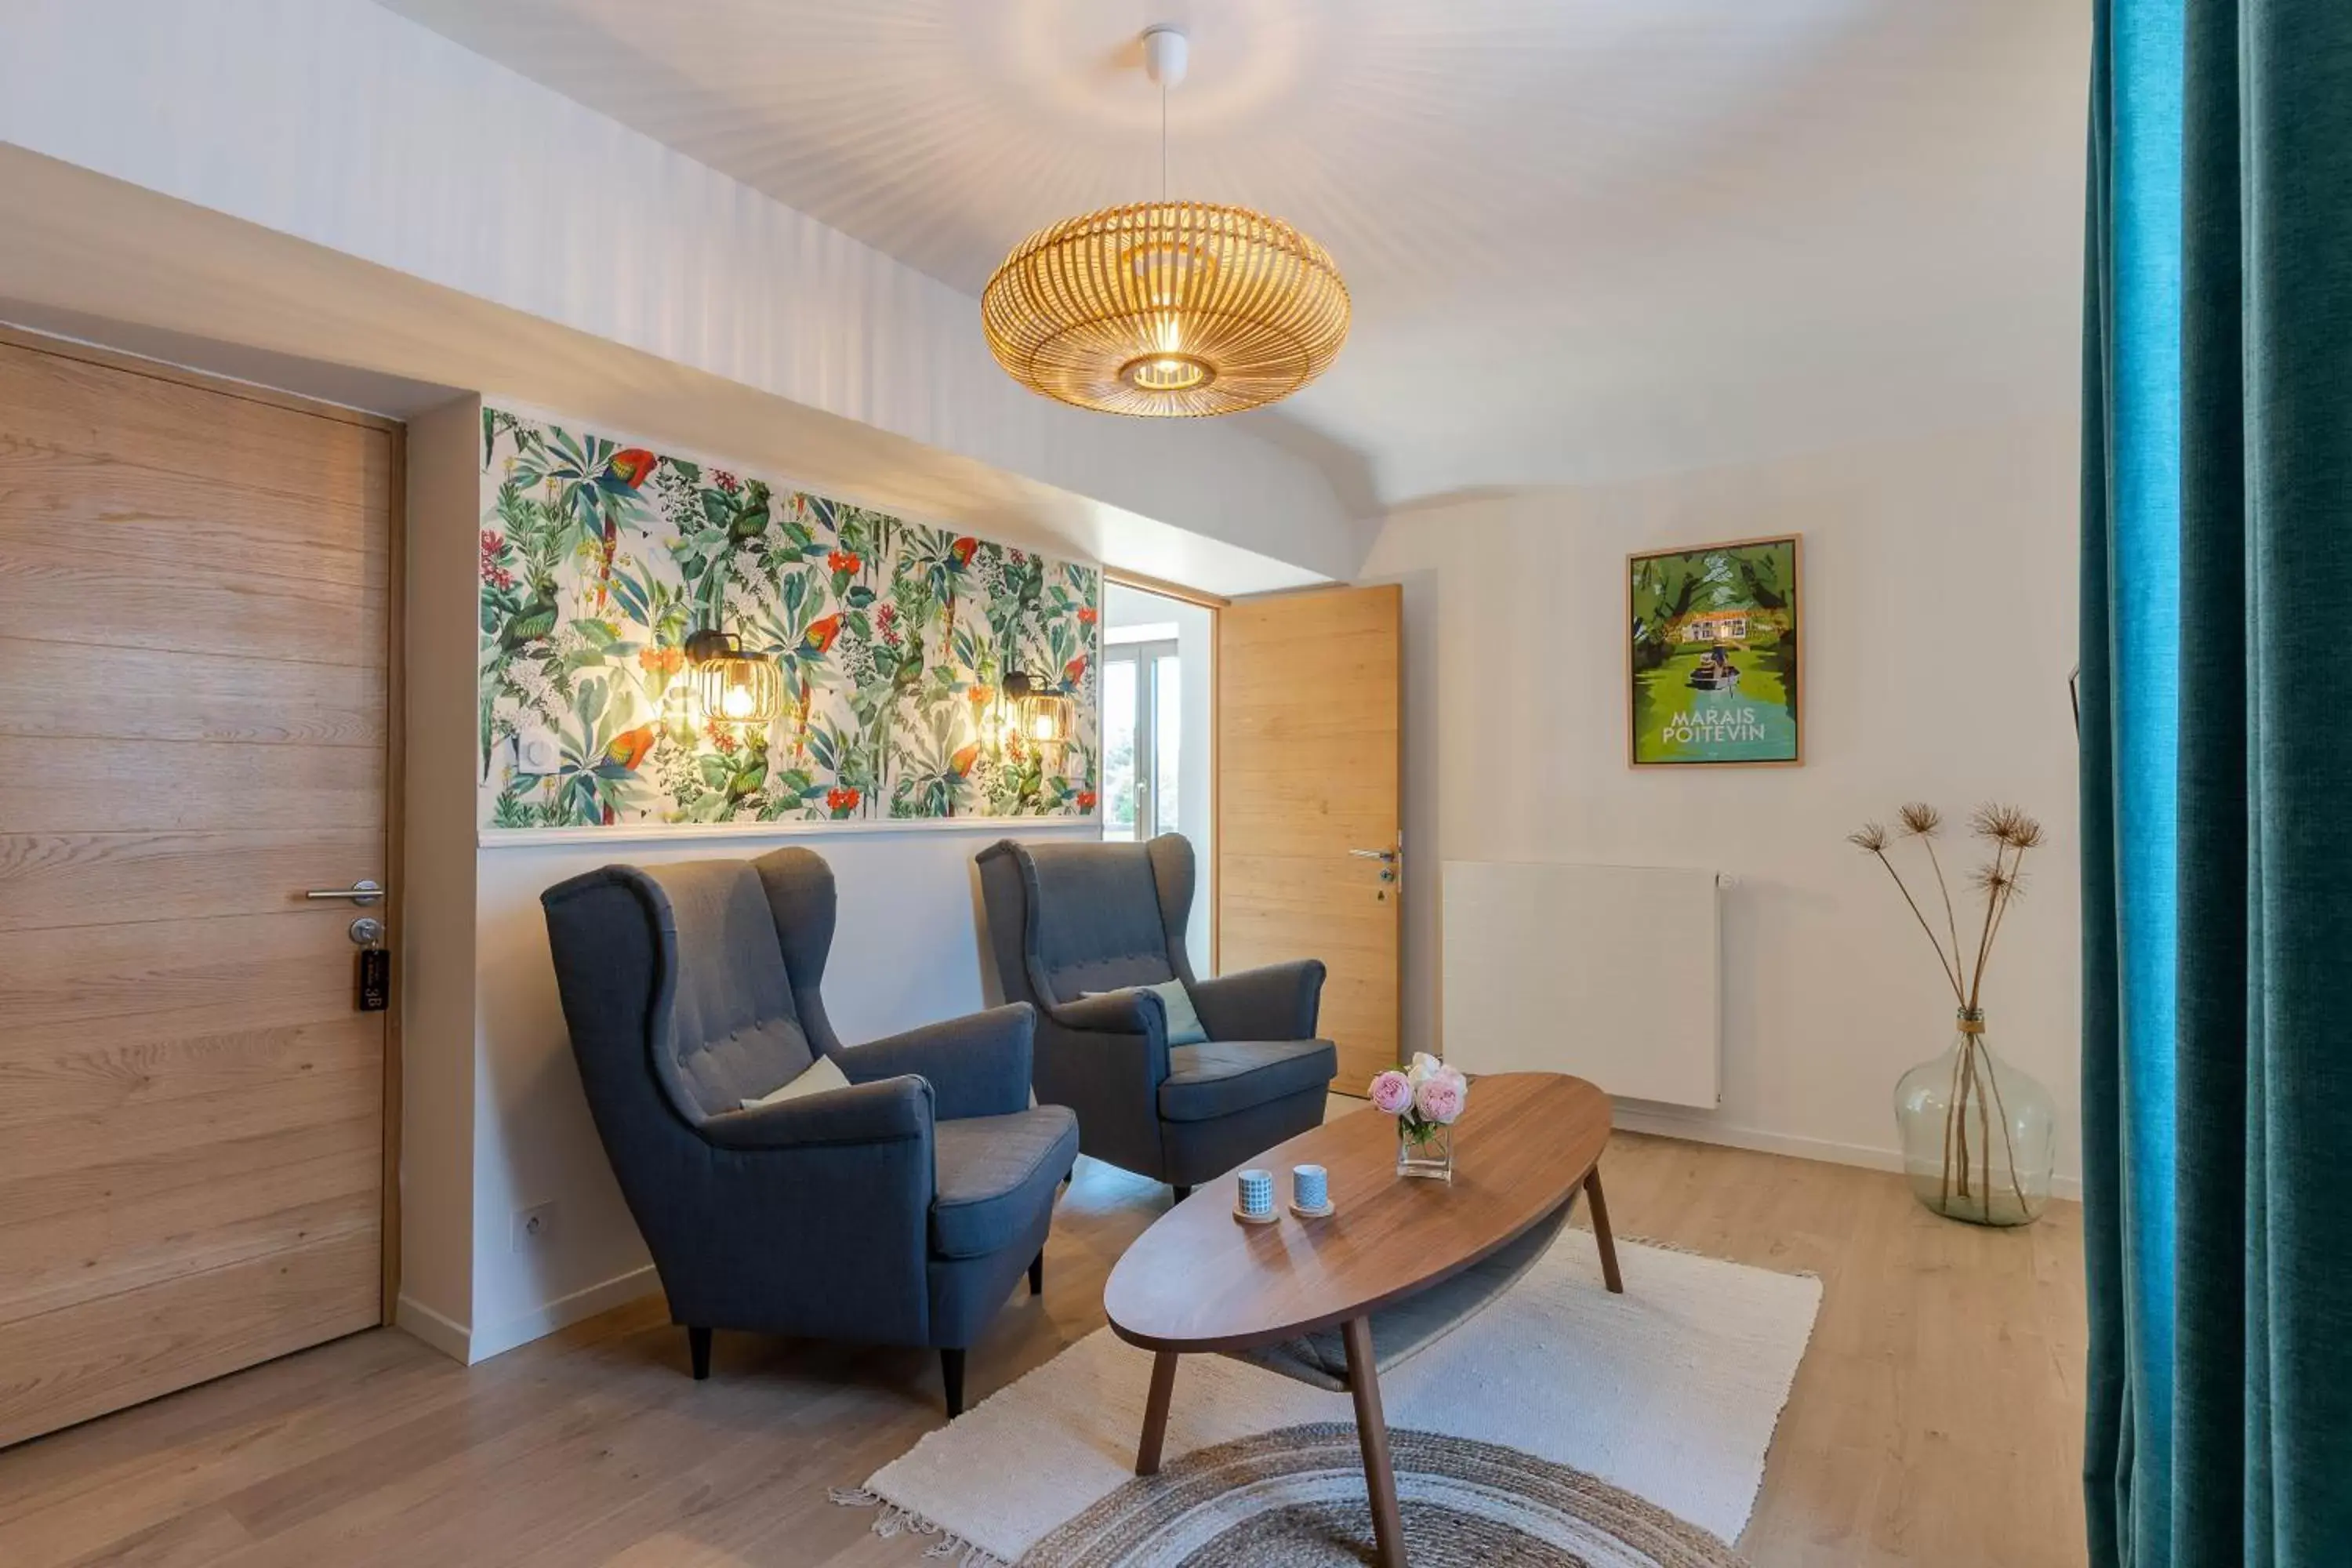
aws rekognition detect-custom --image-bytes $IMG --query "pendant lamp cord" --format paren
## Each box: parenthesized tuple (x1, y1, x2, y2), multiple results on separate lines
(1160, 80, 1168, 205)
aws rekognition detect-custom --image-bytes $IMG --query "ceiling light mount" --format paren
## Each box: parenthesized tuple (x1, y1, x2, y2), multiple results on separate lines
(1141, 24, 1189, 91)
(979, 23, 1349, 418)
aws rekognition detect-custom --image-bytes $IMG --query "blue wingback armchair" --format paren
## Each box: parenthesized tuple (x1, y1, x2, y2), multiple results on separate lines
(539, 847, 1076, 1416)
(976, 834, 1337, 1197)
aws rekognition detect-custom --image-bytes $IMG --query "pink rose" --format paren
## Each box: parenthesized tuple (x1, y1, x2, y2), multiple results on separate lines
(1369, 1070, 1414, 1116)
(1414, 1069, 1468, 1126)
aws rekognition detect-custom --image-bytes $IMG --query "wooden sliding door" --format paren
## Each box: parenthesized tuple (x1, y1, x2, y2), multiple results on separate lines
(0, 328, 397, 1446)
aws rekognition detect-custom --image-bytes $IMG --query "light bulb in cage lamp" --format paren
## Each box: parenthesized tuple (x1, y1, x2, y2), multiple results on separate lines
(685, 630, 782, 726)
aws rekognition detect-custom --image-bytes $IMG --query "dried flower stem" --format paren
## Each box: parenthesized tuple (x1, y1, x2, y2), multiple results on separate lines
(1965, 843, 2005, 1009)
(1864, 849, 1965, 1002)
(1954, 1049, 1973, 1199)
(1922, 836, 1966, 998)
(1970, 846, 2029, 1011)
(1972, 1048, 1992, 1218)
(1941, 1045, 1965, 1206)
(1980, 1036, 2031, 1214)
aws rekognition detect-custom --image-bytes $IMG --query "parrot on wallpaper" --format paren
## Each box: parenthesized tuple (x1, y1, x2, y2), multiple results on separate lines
(950, 742, 982, 779)
(607, 448, 656, 491)
(799, 614, 845, 658)
(780, 615, 844, 763)
(890, 644, 925, 698)
(587, 448, 659, 612)
(726, 766, 766, 807)
(726, 481, 775, 546)
(499, 575, 560, 652)
(938, 536, 980, 636)
(604, 724, 659, 772)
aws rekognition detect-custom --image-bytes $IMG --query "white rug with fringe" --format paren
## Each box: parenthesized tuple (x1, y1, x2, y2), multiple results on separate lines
(838, 1234, 1821, 1566)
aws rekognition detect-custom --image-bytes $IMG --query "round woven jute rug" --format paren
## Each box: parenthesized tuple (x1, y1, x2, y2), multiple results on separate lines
(1018, 1422, 1750, 1568)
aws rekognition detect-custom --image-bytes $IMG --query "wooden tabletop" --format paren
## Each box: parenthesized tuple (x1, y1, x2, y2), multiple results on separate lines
(1103, 1073, 1612, 1353)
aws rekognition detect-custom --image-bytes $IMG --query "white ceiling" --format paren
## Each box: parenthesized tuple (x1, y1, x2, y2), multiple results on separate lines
(378, 0, 2089, 511)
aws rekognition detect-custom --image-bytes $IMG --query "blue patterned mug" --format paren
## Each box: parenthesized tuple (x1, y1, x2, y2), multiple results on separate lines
(1237, 1168, 1276, 1218)
(1292, 1163, 1330, 1212)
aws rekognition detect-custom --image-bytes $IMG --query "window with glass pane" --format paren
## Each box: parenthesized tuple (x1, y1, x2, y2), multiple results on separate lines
(1102, 658, 1139, 841)
(1152, 654, 1181, 837)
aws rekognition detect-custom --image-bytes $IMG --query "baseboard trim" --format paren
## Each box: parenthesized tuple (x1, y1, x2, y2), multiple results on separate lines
(466, 1265, 662, 1363)
(1610, 1104, 2083, 1203)
(394, 1294, 473, 1365)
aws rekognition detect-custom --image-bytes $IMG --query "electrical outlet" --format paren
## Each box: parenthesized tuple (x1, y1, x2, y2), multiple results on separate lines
(512, 1201, 557, 1253)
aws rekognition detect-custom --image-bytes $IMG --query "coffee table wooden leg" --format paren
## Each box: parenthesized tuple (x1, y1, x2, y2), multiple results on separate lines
(1341, 1316, 1407, 1568)
(1584, 1167, 1624, 1294)
(1135, 1350, 1180, 1476)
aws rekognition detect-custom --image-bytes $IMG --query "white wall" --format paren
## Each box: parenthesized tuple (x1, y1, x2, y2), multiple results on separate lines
(1102, 584, 1218, 971)
(396, 394, 484, 1357)
(1360, 415, 2083, 1190)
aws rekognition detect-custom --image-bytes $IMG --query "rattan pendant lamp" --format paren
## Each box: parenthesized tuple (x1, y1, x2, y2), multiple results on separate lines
(981, 24, 1351, 418)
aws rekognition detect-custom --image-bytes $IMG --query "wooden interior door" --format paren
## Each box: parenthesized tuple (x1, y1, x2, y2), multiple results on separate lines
(1218, 584, 1401, 1092)
(0, 329, 396, 1446)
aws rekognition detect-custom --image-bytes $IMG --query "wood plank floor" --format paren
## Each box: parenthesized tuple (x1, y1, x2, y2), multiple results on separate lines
(0, 1131, 2087, 1567)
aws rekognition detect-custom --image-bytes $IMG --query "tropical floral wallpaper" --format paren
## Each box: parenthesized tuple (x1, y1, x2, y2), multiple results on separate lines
(477, 407, 1099, 829)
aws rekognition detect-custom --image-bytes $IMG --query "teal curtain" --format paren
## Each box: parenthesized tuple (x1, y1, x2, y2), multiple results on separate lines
(2082, 2, 2352, 1565)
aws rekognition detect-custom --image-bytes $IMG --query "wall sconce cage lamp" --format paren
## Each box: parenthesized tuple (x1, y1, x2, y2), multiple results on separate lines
(685, 629, 783, 726)
(999, 668, 1075, 756)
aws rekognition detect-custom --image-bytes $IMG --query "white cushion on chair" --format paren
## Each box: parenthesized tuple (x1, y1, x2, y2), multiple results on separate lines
(740, 1051, 851, 1111)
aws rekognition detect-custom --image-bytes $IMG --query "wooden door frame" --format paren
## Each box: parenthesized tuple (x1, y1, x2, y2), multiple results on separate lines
(0, 322, 409, 1326)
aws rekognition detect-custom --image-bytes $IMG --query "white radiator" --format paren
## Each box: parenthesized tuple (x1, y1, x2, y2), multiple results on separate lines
(1440, 860, 1722, 1108)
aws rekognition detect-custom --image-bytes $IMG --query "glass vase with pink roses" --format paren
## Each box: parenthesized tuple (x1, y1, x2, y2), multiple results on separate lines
(1370, 1053, 1468, 1181)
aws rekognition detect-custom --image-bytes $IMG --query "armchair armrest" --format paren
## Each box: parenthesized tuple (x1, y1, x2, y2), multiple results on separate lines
(1025, 988, 1171, 1175)
(698, 1074, 934, 1151)
(674, 1076, 938, 1345)
(841, 1004, 1036, 1120)
(1046, 989, 1166, 1040)
(1189, 959, 1327, 1043)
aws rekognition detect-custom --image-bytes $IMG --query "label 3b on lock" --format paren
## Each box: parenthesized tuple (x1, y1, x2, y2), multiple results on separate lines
(356, 948, 390, 1012)
(350, 916, 390, 1012)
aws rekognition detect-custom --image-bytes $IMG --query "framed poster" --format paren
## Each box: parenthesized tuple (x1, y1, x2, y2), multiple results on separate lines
(1628, 535, 1802, 767)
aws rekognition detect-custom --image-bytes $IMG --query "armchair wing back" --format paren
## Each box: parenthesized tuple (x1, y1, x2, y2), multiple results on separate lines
(643, 859, 821, 1116)
(976, 834, 1338, 1189)
(983, 836, 1196, 1007)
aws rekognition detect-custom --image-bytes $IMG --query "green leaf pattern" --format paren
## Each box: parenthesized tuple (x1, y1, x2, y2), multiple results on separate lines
(477, 408, 1100, 828)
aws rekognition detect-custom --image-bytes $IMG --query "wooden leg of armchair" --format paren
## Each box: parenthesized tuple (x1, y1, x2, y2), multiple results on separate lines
(688, 1327, 712, 1381)
(942, 1348, 967, 1418)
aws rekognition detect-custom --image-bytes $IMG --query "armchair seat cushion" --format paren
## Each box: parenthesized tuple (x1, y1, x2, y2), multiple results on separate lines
(1158, 1039, 1341, 1123)
(930, 1105, 1080, 1260)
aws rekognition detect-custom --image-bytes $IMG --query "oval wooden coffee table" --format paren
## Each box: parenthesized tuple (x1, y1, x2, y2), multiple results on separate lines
(1103, 1072, 1621, 1568)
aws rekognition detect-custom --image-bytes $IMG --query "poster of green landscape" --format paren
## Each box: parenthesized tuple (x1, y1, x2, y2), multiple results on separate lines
(1628, 535, 1802, 766)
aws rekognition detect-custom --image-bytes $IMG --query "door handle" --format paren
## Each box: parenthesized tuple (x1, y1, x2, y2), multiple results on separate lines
(306, 880, 385, 906)
(1348, 848, 1398, 862)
